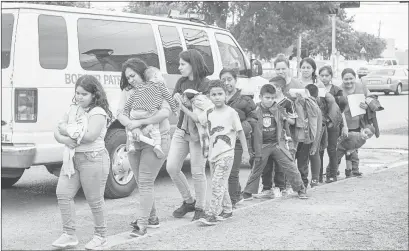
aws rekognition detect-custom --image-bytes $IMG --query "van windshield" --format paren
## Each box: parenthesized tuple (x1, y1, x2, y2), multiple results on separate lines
(1, 14, 14, 69)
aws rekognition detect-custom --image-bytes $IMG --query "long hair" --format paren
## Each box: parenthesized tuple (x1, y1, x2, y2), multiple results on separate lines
(179, 49, 210, 89)
(300, 57, 317, 83)
(120, 58, 148, 91)
(74, 75, 113, 121)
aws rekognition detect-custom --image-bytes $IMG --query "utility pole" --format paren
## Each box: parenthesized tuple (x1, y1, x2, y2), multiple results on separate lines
(297, 34, 302, 78)
(331, 14, 337, 77)
(378, 20, 382, 38)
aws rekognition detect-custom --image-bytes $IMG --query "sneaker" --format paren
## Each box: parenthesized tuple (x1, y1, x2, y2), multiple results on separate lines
(236, 193, 244, 204)
(130, 217, 160, 229)
(297, 188, 308, 199)
(153, 145, 165, 159)
(130, 226, 147, 237)
(326, 176, 337, 183)
(198, 215, 218, 226)
(192, 208, 206, 222)
(242, 192, 253, 201)
(253, 189, 274, 199)
(52, 233, 79, 248)
(352, 172, 363, 178)
(173, 200, 196, 218)
(84, 235, 107, 250)
(216, 211, 233, 221)
(273, 187, 282, 198)
(310, 179, 319, 188)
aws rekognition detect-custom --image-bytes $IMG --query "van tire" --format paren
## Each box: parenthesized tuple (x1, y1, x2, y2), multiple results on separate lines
(1, 176, 23, 188)
(104, 128, 137, 199)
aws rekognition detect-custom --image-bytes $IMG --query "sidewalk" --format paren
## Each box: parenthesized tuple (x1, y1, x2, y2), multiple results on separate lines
(362, 134, 408, 150)
(112, 162, 408, 250)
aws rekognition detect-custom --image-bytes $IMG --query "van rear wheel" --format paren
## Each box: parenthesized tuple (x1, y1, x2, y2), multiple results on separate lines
(104, 128, 137, 199)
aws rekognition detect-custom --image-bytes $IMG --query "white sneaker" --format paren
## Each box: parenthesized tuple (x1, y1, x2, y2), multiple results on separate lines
(273, 187, 282, 198)
(85, 235, 107, 250)
(253, 189, 275, 199)
(52, 233, 79, 248)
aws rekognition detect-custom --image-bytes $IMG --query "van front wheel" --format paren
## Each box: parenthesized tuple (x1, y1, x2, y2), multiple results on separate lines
(104, 128, 137, 199)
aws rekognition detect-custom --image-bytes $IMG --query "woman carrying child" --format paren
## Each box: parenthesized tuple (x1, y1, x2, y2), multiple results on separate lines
(219, 68, 260, 208)
(166, 49, 211, 221)
(117, 58, 173, 237)
(52, 75, 112, 250)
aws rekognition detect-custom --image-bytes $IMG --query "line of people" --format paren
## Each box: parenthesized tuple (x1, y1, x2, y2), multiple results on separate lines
(51, 49, 382, 249)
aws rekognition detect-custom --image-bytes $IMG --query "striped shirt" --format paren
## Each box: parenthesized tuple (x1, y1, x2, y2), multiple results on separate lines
(123, 81, 178, 117)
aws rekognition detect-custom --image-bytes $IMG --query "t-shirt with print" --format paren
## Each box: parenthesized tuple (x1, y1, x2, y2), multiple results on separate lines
(260, 105, 278, 145)
(207, 106, 243, 163)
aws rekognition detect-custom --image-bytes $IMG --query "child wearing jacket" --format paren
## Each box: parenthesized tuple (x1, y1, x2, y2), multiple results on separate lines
(336, 124, 375, 178)
(242, 84, 308, 200)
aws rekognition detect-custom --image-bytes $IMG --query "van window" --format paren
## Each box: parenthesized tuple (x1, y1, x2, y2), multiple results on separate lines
(78, 19, 159, 72)
(1, 14, 14, 69)
(384, 60, 392, 66)
(215, 33, 247, 76)
(392, 60, 398, 65)
(39, 15, 68, 69)
(182, 28, 214, 74)
(158, 25, 183, 74)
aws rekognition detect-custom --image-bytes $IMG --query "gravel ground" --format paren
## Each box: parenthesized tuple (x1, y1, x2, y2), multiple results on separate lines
(114, 163, 408, 250)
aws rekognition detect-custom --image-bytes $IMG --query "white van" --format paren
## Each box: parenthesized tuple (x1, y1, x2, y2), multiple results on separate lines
(1, 3, 268, 198)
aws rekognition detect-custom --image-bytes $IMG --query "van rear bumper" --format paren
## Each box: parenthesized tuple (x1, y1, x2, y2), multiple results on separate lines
(1, 144, 36, 168)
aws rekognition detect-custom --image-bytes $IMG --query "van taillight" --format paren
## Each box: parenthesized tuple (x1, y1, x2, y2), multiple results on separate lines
(15, 89, 38, 122)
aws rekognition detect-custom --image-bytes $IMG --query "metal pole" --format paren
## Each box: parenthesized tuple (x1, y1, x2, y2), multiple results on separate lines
(297, 34, 302, 78)
(331, 14, 336, 77)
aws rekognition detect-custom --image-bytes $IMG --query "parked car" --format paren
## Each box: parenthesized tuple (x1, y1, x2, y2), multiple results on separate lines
(357, 58, 399, 78)
(361, 68, 408, 95)
(1, 3, 268, 198)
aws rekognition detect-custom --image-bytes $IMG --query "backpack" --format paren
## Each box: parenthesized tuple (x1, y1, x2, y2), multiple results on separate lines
(293, 97, 322, 145)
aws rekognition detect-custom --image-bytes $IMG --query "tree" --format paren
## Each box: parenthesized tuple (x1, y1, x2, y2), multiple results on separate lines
(123, 2, 186, 16)
(15, 1, 89, 8)
(299, 9, 387, 60)
(231, 2, 338, 59)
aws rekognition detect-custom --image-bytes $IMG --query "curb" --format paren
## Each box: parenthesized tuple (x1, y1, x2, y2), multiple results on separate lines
(104, 156, 408, 250)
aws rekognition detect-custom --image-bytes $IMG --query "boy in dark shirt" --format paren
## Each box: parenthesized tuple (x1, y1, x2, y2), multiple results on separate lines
(242, 84, 307, 200)
(256, 76, 297, 199)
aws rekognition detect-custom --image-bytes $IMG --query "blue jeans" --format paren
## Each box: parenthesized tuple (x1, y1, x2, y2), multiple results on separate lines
(166, 128, 207, 210)
(244, 144, 304, 194)
(56, 148, 110, 237)
(128, 133, 170, 227)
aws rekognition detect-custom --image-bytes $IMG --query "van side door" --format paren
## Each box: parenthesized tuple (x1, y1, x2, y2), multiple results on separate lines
(1, 9, 19, 143)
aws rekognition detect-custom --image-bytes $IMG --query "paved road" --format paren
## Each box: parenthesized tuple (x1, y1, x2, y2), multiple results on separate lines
(1, 95, 407, 250)
(114, 162, 409, 250)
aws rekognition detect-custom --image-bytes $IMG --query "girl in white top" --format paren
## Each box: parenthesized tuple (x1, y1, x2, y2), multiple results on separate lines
(52, 75, 113, 250)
